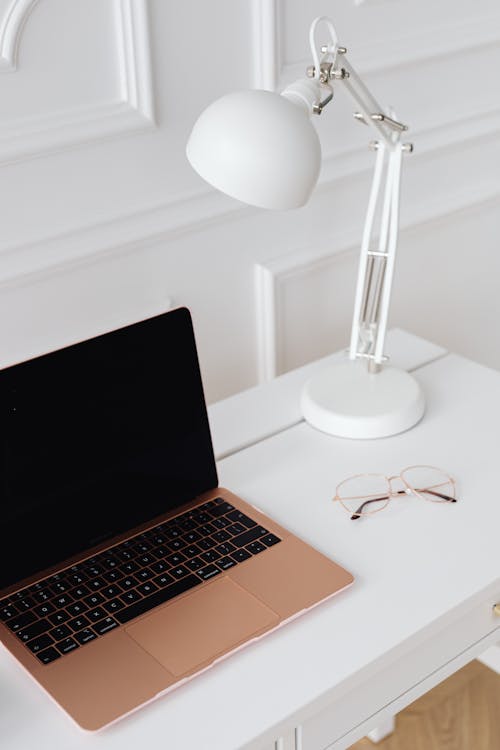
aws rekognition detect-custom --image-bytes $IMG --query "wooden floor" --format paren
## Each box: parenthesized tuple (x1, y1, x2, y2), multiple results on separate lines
(352, 661, 500, 750)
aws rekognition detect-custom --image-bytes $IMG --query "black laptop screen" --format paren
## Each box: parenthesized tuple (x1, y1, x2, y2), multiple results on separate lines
(0, 308, 218, 591)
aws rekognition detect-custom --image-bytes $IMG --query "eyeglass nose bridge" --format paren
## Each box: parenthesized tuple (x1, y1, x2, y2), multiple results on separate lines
(387, 474, 412, 496)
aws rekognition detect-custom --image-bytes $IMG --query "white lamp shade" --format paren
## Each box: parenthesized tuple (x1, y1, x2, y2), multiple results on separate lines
(186, 90, 322, 210)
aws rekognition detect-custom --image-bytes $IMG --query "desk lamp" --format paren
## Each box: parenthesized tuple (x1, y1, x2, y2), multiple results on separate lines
(186, 16, 424, 439)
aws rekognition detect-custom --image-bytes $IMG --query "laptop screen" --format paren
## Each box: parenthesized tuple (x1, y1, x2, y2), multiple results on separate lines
(0, 308, 218, 591)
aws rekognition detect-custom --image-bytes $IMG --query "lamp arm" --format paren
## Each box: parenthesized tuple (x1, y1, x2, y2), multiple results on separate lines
(315, 50, 412, 369)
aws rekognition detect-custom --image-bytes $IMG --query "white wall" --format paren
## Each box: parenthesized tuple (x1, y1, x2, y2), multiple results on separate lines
(0, 0, 499, 403)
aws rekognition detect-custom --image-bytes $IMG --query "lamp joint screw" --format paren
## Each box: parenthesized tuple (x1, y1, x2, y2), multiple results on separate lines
(337, 46, 347, 55)
(369, 140, 380, 150)
(332, 67, 349, 80)
(306, 65, 315, 79)
(402, 142, 414, 153)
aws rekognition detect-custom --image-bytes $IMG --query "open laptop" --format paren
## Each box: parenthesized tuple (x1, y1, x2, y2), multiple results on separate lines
(0, 307, 353, 731)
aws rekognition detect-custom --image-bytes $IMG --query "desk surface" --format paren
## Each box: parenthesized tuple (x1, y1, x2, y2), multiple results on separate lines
(2, 332, 500, 750)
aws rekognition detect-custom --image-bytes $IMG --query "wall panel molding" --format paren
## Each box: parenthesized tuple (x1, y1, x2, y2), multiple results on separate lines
(253, 1, 500, 86)
(254, 186, 500, 381)
(0, 0, 37, 72)
(0, 188, 246, 286)
(0, 0, 154, 163)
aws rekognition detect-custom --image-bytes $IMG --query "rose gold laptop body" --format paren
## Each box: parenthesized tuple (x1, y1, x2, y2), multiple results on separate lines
(0, 309, 353, 732)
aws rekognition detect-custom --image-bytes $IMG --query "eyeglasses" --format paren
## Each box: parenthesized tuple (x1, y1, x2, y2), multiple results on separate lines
(332, 465, 457, 520)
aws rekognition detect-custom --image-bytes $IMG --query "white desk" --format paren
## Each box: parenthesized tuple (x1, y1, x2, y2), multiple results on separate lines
(2, 330, 500, 750)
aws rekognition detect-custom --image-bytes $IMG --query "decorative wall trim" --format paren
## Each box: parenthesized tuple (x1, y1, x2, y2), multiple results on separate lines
(0, 0, 155, 163)
(254, 186, 500, 381)
(0, 188, 247, 286)
(254, 1, 500, 87)
(0, 0, 38, 72)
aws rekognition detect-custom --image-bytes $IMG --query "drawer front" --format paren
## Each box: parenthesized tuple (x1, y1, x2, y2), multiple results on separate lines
(300, 594, 500, 750)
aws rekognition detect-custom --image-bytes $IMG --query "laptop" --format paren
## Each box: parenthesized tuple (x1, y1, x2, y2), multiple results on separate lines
(0, 307, 353, 731)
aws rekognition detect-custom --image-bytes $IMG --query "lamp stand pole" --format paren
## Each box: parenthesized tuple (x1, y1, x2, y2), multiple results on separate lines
(301, 45, 425, 438)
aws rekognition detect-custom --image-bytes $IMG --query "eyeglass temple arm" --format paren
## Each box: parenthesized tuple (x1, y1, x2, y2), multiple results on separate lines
(352, 488, 457, 519)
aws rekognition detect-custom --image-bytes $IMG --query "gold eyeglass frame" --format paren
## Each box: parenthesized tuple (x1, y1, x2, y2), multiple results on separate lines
(332, 464, 457, 520)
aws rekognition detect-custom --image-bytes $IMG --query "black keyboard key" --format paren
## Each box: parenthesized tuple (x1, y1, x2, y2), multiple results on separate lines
(103, 570, 123, 584)
(68, 615, 90, 631)
(216, 542, 236, 556)
(212, 530, 231, 543)
(210, 502, 235, 518)
(151, 560, 169, 574)
(136, 568, 154, 581)
(101, 556, 119, 569)
(84, 593, 104, 607)
(198, 538, 217, 551)
(232, 526, 268, 548)
(134, 542, 152, 554)
(37, 646, 61, 664)
(120, 577, 137, 589)
(153, 546, 170, 558)
(49, 624, 72, 641)
(7, 611, 37, 632)
(170, 565, 190, 580)
(198, 523, 216, 535)
(74, 628, 97, 645)
(120, 561, 140, 574)
(197, 565, 221, 581)
(68, 572, 87, 586)
(200, 550, 220, 564)
(16, 597, 35, 611)
(54, 594, 73, 608)
(120, 590, 142, 605)
(167, 539, 185, 552)
(116, 549, 133, 562)
(104, 598, 126, 613)
(138, 554, 155, 566)
(137, 582, 158, 597)
(231, 549, 252, 563)
(262, 533, 281, 547)
(27, 634, 54, 654)
(165, 552, 186, 567)
(183, 545, 201, 559)
(34, 602, 55, 618)
(52, 582, 69, 595)
(196, 512, 211, 524)
(1, 603, 18, 621)
(116, 575, 200, 625)
(88, 607, 107, 622)
(247, 541, 267, 555)
(72, 584, 90, 598)
(165, 526, 182, 539)
(184, 531, 202, 544)
(86, 565, 103, 577)
(88, 578, 106, 590)
(153, 573, 174, 588)
(179, 519, 197, 532)
(17, 619, 51, 642)
(218, 556, 237, 571)
(103, 585, 122, 598)
(48, 611, 70, 626)
(186, 557, 204, 572)
(34, 590, 52, 604)
(56, 638, 79, 655)
(226, 510, 258, 529)
(66, 602, 88, 617)
(212, 517, 232, 529)
(227, 522, 246, 536)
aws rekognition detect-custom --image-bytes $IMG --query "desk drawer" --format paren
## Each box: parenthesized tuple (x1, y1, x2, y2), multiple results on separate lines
(300, 593, 500, 750)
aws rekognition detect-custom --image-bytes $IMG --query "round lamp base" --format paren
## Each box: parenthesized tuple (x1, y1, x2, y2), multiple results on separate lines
(301, 359, 425, 439)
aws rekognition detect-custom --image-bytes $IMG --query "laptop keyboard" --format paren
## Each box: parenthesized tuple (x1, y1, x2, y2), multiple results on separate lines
(0, 498, 281, 665)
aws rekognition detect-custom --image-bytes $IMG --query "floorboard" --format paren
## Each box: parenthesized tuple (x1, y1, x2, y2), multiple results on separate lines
(351, 661, 500, 750)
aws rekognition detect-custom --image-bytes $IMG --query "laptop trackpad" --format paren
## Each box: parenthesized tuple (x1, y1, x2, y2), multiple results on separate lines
(126, 577, 279, 676)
